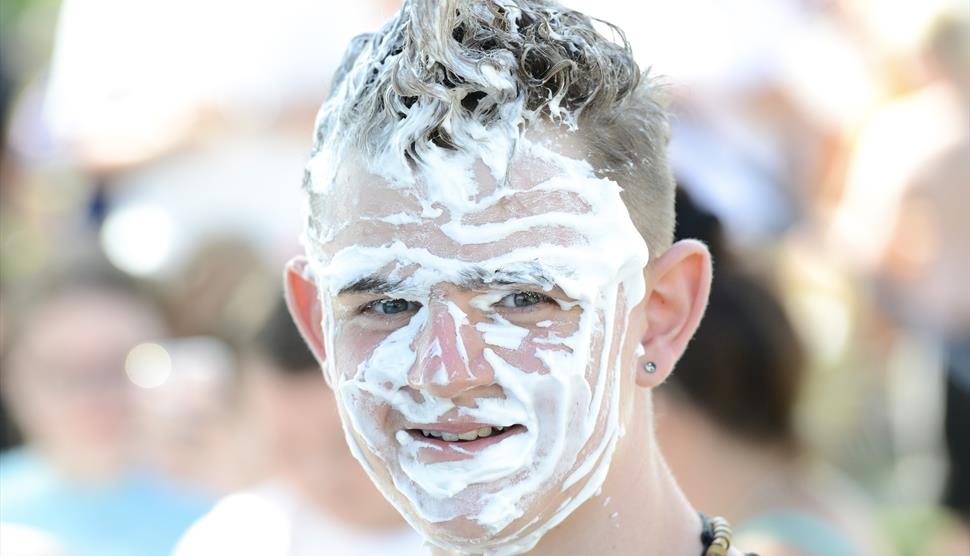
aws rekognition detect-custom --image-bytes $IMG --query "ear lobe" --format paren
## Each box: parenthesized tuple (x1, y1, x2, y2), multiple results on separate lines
(283, 256, 327, 366)
(636, 239, 712, 388)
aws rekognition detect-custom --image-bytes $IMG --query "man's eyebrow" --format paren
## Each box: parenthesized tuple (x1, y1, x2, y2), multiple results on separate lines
(456, 263, 557, 290)
(336, 263, 558, 296)
(337, 275, 405, 295)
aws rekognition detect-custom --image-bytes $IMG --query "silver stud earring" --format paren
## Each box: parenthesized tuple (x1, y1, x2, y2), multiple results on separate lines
(644, 361, 657, 374)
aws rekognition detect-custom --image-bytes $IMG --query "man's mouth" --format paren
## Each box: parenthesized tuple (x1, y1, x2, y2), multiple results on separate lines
(406, 424, 526, 445)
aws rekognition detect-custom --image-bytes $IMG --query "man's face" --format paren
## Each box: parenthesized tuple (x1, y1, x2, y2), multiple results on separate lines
(302, 131, 650, 552)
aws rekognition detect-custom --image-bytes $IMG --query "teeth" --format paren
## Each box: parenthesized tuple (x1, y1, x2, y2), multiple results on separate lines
(416, 426, 511, 442)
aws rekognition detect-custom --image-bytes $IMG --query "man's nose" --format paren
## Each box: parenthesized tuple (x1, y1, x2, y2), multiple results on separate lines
(407, 301, 494, 398)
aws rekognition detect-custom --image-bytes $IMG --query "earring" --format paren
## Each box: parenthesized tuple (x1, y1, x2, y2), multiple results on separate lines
(643, 361, 657, 374)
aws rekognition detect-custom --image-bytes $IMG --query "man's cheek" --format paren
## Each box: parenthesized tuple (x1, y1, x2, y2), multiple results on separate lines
(485, 341, 566, 376)
(337, 388, 392, 452)
(335, 327, 390, 378)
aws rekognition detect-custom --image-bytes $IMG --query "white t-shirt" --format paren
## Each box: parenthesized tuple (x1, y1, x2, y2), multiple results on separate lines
(174, 481, 427, 556)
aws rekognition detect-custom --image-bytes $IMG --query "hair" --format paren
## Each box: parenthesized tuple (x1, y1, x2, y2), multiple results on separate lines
(1, 255, 162, 364)
(944, 354, 970, 521)
(253, 297, 319, 375)
(305, 0, 676, 256)
(669, 188, 806, 448)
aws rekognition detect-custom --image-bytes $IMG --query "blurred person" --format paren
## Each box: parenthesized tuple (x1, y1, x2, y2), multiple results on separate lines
(132, 335, 258, 496)
(174, 299, 425, 555)
(830, 5, 970, 548)
(0, 263, 211, 556)
(883, 9, 970, 551)
(126, 239, 285, 496)
(655, 190, 881, 556)
(832, 6, 970, 335)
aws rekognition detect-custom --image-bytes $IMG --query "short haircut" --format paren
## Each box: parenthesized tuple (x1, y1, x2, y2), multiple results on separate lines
(305, 0, 675, 256)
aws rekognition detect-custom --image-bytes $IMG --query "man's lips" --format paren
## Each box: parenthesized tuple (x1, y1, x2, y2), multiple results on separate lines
(405, 424, 527, 451)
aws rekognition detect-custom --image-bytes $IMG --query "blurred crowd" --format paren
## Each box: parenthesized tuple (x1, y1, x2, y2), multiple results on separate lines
(0, 1, 966, 555)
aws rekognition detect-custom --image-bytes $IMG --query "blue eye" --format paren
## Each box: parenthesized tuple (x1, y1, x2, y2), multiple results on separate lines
(497, 291, 549, 309)
(370, 299, 418, 315)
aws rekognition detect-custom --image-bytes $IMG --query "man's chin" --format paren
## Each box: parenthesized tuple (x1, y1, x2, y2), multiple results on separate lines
(416, 514, 529, 553)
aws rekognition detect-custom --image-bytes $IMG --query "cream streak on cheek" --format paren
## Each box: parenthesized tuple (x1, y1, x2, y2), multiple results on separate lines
(475, 314, 529, 351)
(303, 134, 649, 555)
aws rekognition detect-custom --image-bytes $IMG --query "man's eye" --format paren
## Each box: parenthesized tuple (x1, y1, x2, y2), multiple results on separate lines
(496, 291, 550, 309)
(367, 299, 419, 315)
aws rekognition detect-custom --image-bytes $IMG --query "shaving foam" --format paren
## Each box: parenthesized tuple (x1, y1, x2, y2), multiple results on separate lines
(301, 5, 649, 551)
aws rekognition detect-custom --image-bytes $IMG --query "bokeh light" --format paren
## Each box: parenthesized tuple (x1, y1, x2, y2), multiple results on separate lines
(100, 204, 175, 277)
(125, 342, 173, 389)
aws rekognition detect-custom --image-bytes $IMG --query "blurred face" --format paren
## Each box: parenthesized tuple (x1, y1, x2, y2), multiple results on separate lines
(250, 361, 399, 524)
(251, 360, 359, 481)
(5, 291, 162, 472)
(301, 131, 651, 553)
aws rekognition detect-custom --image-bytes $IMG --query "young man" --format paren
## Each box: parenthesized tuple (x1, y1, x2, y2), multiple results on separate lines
(286, 1, 754, 554)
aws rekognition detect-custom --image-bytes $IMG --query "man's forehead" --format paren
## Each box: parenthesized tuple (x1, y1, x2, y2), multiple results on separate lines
(326, 146, 580, 212)
(314, 155, 598, 260)
(318, 123, 595, 219)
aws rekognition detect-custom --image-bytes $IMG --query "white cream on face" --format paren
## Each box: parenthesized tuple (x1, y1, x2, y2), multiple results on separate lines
(303, 126, 649, 555)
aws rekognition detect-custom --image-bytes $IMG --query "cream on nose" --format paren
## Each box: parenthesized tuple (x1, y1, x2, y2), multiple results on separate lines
(407, 301, 493, 396)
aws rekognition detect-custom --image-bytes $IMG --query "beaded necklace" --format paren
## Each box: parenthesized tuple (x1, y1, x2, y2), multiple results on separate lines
(699, 514, 758, 556)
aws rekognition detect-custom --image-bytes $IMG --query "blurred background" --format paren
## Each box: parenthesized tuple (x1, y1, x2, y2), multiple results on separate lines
(0, 1, 966, 555)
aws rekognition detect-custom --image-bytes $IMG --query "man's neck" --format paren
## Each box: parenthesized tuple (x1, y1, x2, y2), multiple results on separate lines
(525, 423, 704, 555)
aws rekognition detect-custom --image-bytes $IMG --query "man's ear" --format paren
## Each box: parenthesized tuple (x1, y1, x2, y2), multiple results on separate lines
(283, 256, 327, 366)
(636, 239, 712, 388)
